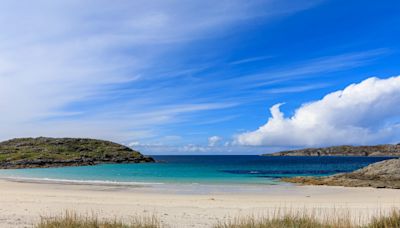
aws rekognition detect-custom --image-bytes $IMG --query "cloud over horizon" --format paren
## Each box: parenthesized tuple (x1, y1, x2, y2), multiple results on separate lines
(208, 136, 222, 147)
(236, 76, 400, 147)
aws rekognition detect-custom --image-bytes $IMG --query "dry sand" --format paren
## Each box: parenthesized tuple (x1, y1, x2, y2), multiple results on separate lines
(0, 179, 400, 227)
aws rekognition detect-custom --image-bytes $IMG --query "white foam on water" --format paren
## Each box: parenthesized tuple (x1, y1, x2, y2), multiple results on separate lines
(0, 176, 164, 186)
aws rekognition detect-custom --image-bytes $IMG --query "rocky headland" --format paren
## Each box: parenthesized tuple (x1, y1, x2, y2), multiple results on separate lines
(282, 158, 400, 189)
(264, 144, 400, 157)
(0, 137, 154, 169)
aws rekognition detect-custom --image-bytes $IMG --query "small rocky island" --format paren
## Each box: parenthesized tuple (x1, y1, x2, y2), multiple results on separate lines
(0, 137, 154, 169)
(282, 158, 400, 189)
(264, 144, 400, 157)
(265, 144, 400, 189)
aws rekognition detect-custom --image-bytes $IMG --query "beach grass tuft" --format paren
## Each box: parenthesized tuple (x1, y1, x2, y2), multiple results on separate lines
(214, 210, 400, 228)
(368, 210, 400, 228)
(36, 211, 161, 228)
(34, 210, 400, 228)
(214, 214, 350, 228)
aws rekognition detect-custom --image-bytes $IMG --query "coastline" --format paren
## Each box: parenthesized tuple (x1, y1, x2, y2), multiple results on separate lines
(1, 179, 400, 227)
(0, 176, 286, 195)
(0, 176, 163, 187)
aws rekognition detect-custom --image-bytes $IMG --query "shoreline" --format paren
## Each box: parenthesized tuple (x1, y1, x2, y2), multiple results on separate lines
(0, 157, 399, 226)
(0, 176, 289, 195)
(0, 155, 392, 191)
(0, 176, 162, 187)
(1, 179, 400, 227)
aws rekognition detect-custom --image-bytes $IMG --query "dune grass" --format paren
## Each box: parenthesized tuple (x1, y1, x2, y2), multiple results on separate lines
(35, 210, 400, 228)
(215, 214, 351, 228)
(368, 210, 400, 228)
(215, 210, 400, 228)
(35, 211, 161, 228)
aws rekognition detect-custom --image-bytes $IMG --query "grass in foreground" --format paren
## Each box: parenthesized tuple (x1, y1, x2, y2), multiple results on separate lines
(368, 211, 400, 228)
(215, 214, 351, 228)
(35, 210, 400, 228)
(215, 211, 400, 228)
(36, 211, 160, 228)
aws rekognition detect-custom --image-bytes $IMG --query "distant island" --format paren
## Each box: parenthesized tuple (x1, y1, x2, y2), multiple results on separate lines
(282, 158, 400, 189)
(0, 137, 154, 169)
(266, 144, 400, 189)
(264, 144, 400, 157)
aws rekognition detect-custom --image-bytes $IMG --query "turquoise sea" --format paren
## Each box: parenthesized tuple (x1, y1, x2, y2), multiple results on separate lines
(0, 156, 393, 186)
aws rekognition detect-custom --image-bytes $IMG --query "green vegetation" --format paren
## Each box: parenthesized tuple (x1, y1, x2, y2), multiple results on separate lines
(36, 211, 160, 228)
(282, 158, 400, 189)
(264, 144, 400, 157)
(0, 137, 154, 169)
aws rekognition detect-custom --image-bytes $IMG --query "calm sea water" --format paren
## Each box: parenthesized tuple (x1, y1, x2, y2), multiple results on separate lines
(0, 156, 392, 185)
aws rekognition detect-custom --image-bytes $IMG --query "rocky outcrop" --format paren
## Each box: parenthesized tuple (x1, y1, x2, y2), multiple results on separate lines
(0, 137, 154, 169)
(264, 144, 400, 157)
(282, 158, 400, 189)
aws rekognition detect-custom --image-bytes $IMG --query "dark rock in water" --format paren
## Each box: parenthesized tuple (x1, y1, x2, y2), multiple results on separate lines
(0, 137, 154, 169)
(282, 158, 400, 189)
(264, 144, 400, 157)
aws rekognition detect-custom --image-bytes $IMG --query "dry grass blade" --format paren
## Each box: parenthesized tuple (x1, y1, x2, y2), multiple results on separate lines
(34, 209, 400, 228)
(214, 210, 400, 228)
(368, 210, 400, 228)
(36, 211, 161, 228)
(215, 215, 349, 228)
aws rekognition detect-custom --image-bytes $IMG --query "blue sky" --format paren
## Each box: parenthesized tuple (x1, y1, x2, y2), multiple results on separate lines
(1, 0, 400, 154)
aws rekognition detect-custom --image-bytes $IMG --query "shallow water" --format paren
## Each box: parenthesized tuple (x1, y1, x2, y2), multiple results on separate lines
(0, 155, 392, 185)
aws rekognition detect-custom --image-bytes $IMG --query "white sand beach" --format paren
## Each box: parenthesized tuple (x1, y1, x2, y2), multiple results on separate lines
(1, 179, 400, 228)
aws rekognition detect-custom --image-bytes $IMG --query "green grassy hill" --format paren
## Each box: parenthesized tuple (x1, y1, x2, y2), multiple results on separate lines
(0, 137, 154, 169)
(264, 144, 400, 157)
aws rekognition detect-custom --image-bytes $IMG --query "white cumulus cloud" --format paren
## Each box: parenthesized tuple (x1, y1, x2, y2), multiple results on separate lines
(208, 136, 222, 146)
(236, 76, 400, 147)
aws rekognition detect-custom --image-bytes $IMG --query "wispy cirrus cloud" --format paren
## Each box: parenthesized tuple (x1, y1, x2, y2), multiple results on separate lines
(0, 0, 322, 143)
(182, 49, 389, 106)
(229, 55, 273, 65)
(262, 83, 329, 94)
(228, 49, 389, 89)
(3, 1, 396, 155)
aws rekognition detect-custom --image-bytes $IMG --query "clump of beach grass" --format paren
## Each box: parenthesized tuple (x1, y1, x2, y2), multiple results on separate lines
(214, 210, 400, 228)
(214, 214, 352, 228)
(36, 211, 161, 228)
(368, 210, 400, 228)
(34, 209, 400, 228)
